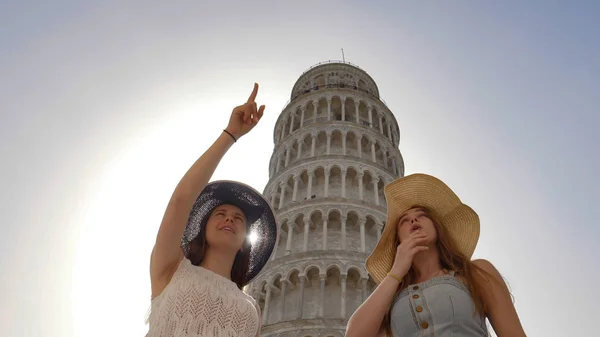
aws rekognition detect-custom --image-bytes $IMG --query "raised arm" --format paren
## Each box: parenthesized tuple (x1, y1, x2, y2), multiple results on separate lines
(346, 232, 429, 337)
(346, 276, 400, 337)
(150, 83, 266, 299)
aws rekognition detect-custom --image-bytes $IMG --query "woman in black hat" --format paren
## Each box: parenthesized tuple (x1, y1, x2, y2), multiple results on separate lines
(145, 83, 278, 337)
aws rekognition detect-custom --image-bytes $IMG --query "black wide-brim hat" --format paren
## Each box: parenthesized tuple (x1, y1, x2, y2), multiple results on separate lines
(181, 180, 278, 286)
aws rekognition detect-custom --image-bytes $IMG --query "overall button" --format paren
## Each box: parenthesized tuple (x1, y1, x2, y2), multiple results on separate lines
(413, 286, 419, 290)
(416, 306, 423, 313)
(412, 294, 420, 299)
(421, 322, 429, 329)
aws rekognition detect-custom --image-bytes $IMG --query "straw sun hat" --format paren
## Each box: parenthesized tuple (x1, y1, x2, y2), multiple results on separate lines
(365, 173, 480, 284)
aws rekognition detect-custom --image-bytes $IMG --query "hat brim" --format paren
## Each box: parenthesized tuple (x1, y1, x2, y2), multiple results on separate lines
(365, 174, 480, 284)
(181, 180, 278, 286)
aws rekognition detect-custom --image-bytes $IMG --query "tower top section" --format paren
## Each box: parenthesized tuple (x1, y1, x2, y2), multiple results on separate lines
(289, 60, 381, 102)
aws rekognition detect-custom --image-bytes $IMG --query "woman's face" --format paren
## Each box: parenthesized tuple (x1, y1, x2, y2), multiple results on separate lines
(205, 204, 248, 252)
(396, 207, 438, 244)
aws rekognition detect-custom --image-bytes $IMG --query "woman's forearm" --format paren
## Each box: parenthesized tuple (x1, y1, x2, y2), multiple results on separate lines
(346, 276, 401, 337)
(172, 131, 235, 206)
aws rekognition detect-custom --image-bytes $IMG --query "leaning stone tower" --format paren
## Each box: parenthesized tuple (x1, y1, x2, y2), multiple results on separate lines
(247, 61, 404, 337)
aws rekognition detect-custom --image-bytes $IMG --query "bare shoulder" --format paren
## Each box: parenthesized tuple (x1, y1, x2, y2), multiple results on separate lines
(471, 258, 510, 293)
(472, 259, 503, 280)
(472, 258, 498, 272)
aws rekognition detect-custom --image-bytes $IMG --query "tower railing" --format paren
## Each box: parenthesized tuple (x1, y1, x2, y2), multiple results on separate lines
(297, 60, 367, 76)
(281, 82, 388, 111)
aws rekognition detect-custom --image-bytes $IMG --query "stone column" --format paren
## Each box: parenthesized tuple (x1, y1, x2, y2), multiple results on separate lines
(341, 274, 347, 318)
(281, 281, 288, 320)
(341, 216, 347, 250)
(341, 98, 346, 121)
(280, 123, 285, 141)
(276, 154, 282, 173)
(357, 137, 362, 158)
(285, 147, 291, 167)
(359, 218, 366, 253)
(322, 219, 328, 250)
(368, 106, 373, 127)
(326, 132, 331, 155)
(371, 141, 376, 163)
(270, 231, 278, 261)
(270, 190, 276, 207)
(303, 217, 309, 252)
(387, 122, 393, 141)
(324, 168, 330, 197)
(298, 276, 306, 319)
(306, 172, 314, 199)
(373, 177, 380, 206)
(327, 98, 332, 121)
(285, 223, 293, 255)
(313, 100, 318, 123)
(377, 224, 382, 241)
(300, 107, 305, 128)
(358, 172, 364, 200)
(292, 175, 299, 202)
(289, 113, 295, 134)
(355, 102, 360, 124)
(342, 132, 347, 155)
(379, 114, 384, 134)
(341, 169, 347, 198)
(263, 286, 271, 325)
(278, 183, 286, 210)
(311, 135, 316, 157)
(383, 150, 388, 168)
(361, 279, 368, 302)
(296, 139, 303, 160)
(319, 275, 326, 317)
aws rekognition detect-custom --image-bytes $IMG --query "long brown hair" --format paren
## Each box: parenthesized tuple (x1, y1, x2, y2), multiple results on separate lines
(185, 206, 252, 289)
(382, 206, 495, 336)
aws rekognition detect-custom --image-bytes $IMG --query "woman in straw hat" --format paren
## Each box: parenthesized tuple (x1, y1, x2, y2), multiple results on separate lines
(145, 83, 278, 337)
(346, 174, 526, 337)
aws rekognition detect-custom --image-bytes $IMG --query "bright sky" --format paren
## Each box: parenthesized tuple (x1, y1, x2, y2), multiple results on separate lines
(1, 1, 598, 336)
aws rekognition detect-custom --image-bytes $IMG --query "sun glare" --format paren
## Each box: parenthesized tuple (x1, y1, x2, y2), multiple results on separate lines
(72, 103, 209, 337)
(248, 231, 259, 245)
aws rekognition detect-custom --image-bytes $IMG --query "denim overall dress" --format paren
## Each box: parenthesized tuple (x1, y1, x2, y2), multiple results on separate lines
(390, 271, 488, 337)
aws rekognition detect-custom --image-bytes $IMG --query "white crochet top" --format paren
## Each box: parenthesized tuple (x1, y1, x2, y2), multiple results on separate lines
(146, 258, 260, 337)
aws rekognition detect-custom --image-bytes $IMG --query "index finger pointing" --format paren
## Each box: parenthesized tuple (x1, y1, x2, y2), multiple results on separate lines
(247, 83, 259, 103)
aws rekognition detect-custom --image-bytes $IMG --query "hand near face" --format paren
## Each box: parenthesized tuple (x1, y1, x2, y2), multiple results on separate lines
(390, 230, 430, 278)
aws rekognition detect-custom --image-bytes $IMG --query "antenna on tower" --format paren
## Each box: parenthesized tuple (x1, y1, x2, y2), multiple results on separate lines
(341, 48, 345, 62)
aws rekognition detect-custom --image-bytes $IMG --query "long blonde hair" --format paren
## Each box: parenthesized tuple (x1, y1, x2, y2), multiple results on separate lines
(382, 206, 495, 336)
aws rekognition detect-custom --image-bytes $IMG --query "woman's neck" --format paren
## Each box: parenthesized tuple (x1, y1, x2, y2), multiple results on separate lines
(200, 247, 237, 280)
(411, 247, 443, 283)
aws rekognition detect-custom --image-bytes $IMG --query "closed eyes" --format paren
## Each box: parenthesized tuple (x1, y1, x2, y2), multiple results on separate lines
(399, 211, 427, 225)
(214, 211, 245, 222)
